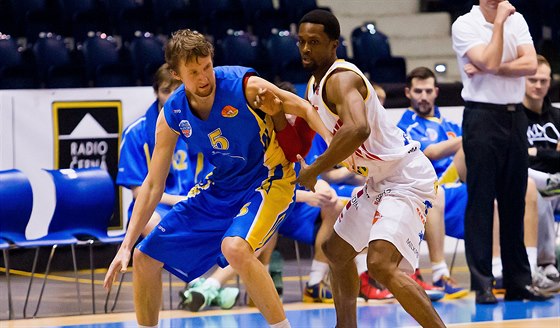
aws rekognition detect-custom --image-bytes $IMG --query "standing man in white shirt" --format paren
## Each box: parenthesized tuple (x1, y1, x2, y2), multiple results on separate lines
(451, 0, 551, 304)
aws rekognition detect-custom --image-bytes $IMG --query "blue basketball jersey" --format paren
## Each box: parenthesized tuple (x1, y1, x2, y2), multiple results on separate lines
(117, 100, 213, 218)
(163, 66, 290, 189)
(397, 107, 462, 178)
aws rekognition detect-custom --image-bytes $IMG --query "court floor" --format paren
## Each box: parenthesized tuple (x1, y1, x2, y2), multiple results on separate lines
(2, 294, 559, 327)
(1, 254, 559, 327)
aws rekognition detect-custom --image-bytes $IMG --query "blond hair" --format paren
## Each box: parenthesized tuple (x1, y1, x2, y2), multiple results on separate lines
(165, 29, 214, 72)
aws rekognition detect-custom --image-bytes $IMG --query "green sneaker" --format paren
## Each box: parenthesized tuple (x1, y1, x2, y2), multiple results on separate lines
(181, 283, 219, 312)
(179, 278, 205, 308)
(269, 250, 284, 297)
(213, 287, 240, 309)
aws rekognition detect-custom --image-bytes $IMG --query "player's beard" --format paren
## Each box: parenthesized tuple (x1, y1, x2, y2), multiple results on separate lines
(414, 101, 433, 116)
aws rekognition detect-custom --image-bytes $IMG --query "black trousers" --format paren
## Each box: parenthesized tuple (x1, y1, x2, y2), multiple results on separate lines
(462, 102, 532, 292)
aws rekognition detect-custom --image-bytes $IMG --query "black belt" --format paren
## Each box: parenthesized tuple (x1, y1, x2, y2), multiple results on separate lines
(465, 101, 518, 112)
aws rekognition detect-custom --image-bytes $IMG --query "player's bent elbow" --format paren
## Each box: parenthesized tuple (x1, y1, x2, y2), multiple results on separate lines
(355, 125, 370, 141)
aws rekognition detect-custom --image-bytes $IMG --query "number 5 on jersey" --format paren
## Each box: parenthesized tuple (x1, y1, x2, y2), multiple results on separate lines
(208, 128, 229, 150)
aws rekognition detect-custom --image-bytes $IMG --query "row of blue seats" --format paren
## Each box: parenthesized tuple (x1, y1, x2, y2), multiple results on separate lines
(0, 0, 319, 45)
(0, 167, 119, 319)
(0, 21, 408, 90)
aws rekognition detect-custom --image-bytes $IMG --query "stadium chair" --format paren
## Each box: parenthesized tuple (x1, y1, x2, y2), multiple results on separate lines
(263, 30, 300, 82)
(368, 56, 407, 84)
(32, 32, 86, 88)
(205, 0, 247, 41)
(279, 0, 318, 25)
(7, 0, 49, 39)
(152, 0, 203, 37)
(0, 169, 81, 318)
(215, 31, 259, 68)
(129, 32, 165, 86)
(0, 35, 38, 89)
(82, 33, 135, 87)
(0, 239, 14, 319)
(44, 168, 120, 314)
(115, 7, 155, 45)
(336, 36, 349, 61)
(351, 22, 392, 73)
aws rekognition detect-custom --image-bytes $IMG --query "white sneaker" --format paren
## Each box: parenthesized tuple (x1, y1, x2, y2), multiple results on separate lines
(542, 264, 560, 282)
(542, 173, 560, 196)
(533, 267, 560, 293)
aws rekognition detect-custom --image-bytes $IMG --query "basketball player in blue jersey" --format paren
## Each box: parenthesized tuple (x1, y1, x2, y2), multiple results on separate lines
(294, 10, 445, 327)
(103, 29, 329, 328)
(117, 63, 212, 236)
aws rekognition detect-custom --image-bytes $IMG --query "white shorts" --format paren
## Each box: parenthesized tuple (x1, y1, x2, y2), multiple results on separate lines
(333, 153, 437, 274)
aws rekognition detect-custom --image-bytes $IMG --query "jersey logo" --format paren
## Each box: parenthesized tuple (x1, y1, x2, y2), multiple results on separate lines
(236, 202, 251, 217)
(221, 105, 239, 118)
(179, 120, 192, 138)
(173, 109, 181, 114)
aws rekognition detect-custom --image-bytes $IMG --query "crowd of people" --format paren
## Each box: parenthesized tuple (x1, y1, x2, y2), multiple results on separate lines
(104, 2, 560, 327)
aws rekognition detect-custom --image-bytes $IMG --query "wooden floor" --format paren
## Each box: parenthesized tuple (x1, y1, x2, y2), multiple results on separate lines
(2, 295, 559, 327)
(1, 255, 559, 327)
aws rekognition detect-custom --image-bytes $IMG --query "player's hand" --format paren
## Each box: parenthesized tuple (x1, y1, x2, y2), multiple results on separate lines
(293, 154, 318, 192)
(313, 181, 338, 207)
(495, 0, 515, 24)
(253, 88, 282, 116)
(103, 246, 131, 291)
(464, 63, 481, 78)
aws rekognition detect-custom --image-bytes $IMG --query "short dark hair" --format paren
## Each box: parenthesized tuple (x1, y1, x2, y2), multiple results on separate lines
(152, 63, 181, 93)
(406, 67, 437, 88)
(299, 9, 340, 41)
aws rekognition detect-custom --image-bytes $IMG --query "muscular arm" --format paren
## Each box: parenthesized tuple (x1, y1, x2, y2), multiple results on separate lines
(120, 112, 177, 251)
(463, 2, 514, 73)
(497, 44, 537, 77)
(423, 137, 463, 161)
(306, 71, 370, 177)
(464, 2, 536, 76)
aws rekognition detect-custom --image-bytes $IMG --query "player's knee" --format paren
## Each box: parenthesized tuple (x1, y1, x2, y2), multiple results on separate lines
(221, 237, 252, 266)
(133, 249, 161, 270)
(367, 253, 392, 282)
(322, 238, 344, 264)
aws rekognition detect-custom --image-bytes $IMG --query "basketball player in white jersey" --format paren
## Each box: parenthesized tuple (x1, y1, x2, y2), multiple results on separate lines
(294, 10, 446, 328)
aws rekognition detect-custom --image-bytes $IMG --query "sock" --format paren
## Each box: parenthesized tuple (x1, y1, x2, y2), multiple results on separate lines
(270, 318, 291, 328)
(526, 247, 538, 275)
(188, 277, 201, 287)
(308, 260, 329, 286)
(492, 257, 503, 278)
(204, 277, 221, 290)
(138, 325, 158, 328)
(431, 261, 450, 282)
(355, 253, 368, 275)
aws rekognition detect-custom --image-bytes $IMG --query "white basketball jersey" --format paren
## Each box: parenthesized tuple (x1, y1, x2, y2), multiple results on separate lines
(306, 60, 420, 181)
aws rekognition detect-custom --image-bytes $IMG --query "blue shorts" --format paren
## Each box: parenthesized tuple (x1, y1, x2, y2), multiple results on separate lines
(137, 168, 296, 283)
(278, 202, 321, 245)
(442, 182, 467, 239)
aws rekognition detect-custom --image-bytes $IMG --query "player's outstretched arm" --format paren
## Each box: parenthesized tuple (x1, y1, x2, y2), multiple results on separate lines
(103, 111, 177, 291)
(245, 75, 332, 143)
